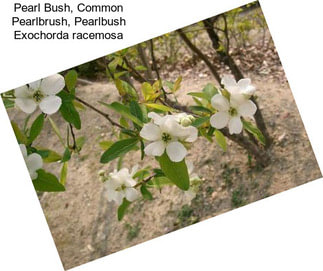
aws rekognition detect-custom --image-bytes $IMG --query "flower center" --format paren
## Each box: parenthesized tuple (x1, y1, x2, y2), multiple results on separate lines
(162, 132, 172, 143)
(116, 184, 127, 192)
(229, 107, 238, 116)
(32, 90, 45, 103)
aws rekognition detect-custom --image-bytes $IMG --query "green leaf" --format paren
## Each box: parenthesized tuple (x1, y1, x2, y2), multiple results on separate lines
(192, 116, 210, 127)
(76, 136, 86, 151)
(61, 148, 71, 162)
(187, 92, 209, 100)
(73, 100, 86, 111)
(164, 81, 174, 91)
(11, 121, 27, 144)
(202, 83, 219, 100)
(189, 105, 212, 114)
(60, 162, 68, 186)
(115, 79, 138, 100)
(147, 176, 173, 188)
(157, 152, 190, 190)
(39, 149, 62, 163)
(214, 129, 227, 151)
(130, 100, 143, 121)
(242, 120, 266, 145)
(28, 114, 44, 144)
(3, 99, 15, 109)
(32, 169, 65, 192)
(65, 70, 78, 93)
(140, 185, 153, 200)
(118, 198, 131, 221)
(101, 101, 143, 127)
(100, 138, 139, 163)
(141, 82, 160, 101)
(145, 103, 174, 112)
(57, 91, 81, 129)
(172, 76, 182, 92)
(135, 65, 147, 71)
(99, 140, 114, 150)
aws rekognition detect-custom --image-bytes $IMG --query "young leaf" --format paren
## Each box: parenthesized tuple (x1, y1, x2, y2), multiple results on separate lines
(141, 82, 160, 101)
(189, 105, 212, 114)
(100, 138, 139, 163)
(145, 103, 174, 112)
(130, 100, 143, 121)
(100, 101, 143, 127)
(118, 199, 131, 221)
(28, 113, 44, 144)
(60, 162, 68, 186)
(173, 76, 182, 92)
(3, 99, 15, 109)
(61, 148, 71, 162)
(202, 83, 219, 101)
(242, 120, 266, 145)
(57, 91, 81, 129)
(76, 136, 86, 151)
(214, 129, 227, 151)
(187, 92, 209, 100)
(48, 117, 65, 146)
(38, 149, 62, 163)
(140, 185, 153, 200)
(11, 121, 27, 144)
(157, 152, 190, 190)
(32, 169, 65, 192)
(192, 116, 210, 127)
(65, 70, 78, 93)
(99, 140, 114, 150)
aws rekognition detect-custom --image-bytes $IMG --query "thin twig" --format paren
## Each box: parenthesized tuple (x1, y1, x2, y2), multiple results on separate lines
(134, 174, 156, 188)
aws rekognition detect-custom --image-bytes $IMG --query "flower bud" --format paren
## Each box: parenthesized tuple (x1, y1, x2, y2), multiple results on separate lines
(180, 115, 195, 127)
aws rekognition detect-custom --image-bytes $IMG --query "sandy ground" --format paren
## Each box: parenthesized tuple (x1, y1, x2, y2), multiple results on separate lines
(7, 69, 321, 269)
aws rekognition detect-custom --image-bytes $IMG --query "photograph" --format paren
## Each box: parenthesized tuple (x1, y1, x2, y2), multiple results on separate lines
(1, 1, 321, 269)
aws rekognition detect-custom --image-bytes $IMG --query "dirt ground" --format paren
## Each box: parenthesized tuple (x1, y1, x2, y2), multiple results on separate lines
(6, 10, 322, 268)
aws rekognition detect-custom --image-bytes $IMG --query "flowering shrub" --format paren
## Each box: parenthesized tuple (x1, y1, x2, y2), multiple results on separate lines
(1, 70, 267, 220)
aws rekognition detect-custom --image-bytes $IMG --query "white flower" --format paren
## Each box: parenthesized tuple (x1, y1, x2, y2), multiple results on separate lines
(210, 76, 257, 134)
(140, 112, 198, 162)
(105, 166, 140, 206)
(14, 74, 65, 115)
(221, 74, 256, 96)
(184, 160, 202, 201)
(19, 144, 43, 180)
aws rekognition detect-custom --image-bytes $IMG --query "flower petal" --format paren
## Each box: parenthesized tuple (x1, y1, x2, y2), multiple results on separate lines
(147, 112, 163, 125)
(166, 141, 187, 162)
(228, 116, 243, 134)
(15, 98, 37, 114)
(14, 85, 30, 98)
(183, 126, 198, 142)
(140, 123, 161, 141)
(29, 80, 41, 91)
(221, 74, 236, 88)
(210, 111, 230, 129)
(19, 144, 27, 159)
(113, 191, 124, 206)
(40, 74, 65, 95)
(186, 160, 194, 175)
(125, 188, 140, 202)
(29, 171, 38, 180)
(161, 118, 188, 138)
(211, 94, 230, 111)
(26, 153, 43, 172)
(144, 141, 165, 157)
(238, 100, 257, 117)
(39, 95, 62, 115)
(237, 78, 251, 91)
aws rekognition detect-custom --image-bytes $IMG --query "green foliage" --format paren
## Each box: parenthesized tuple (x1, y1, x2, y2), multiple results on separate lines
(61, 148, 71, 163)
(242, 119, 266, 145)
(202, 83, 219, 101)
(157, 152, 190, 190)
(11, 121, 27, 145)
(231, 186, 246, 208)
(214, 129, 227, 151)
(140, 184, 153, 200)
(38, 149, 62, 163)
(118, 198, 131, 221)
(100, 138, 139, 164)
(145, 103, 173, 112)
(101, 101, 143, 127)
(115, 79, 139, 101)
(32, 169, 65, 192)
(60, 162, 68, 186)
(189, 105, 212, 114)
(125, 223, 141, 241)
(141, 82, 160, 101)
(58, 91, 81, 130)
(65, 70, 78, 94)
(3, 99, 15, 109)
(191, 116, 210, 127)
(28, 113, 44, 144)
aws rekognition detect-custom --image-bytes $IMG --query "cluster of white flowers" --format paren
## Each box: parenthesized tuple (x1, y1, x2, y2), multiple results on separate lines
(140, 112, 198, 162)
(100, 166, 140, 206)
(19, 144, 43, 180)
(210, 75, 257, 134)
(14, 74, 65, 115)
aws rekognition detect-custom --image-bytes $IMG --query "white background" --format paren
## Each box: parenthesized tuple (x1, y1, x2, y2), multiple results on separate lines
(0, 0, 322, 270)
